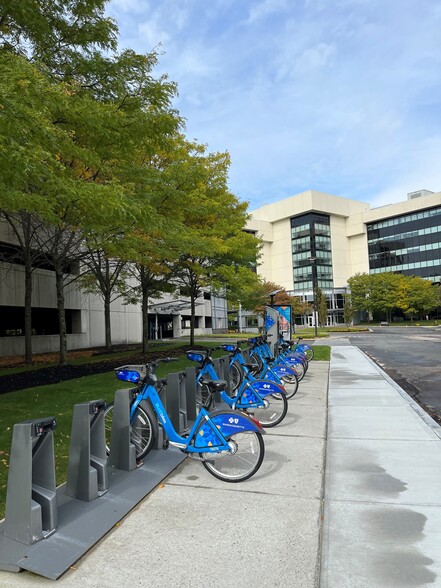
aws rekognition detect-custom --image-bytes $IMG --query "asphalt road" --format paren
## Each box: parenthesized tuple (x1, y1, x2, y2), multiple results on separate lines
(341, 326, 441, 423)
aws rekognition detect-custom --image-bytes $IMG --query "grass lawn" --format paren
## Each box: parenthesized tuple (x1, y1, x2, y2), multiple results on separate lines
(0, 343, 330, 519)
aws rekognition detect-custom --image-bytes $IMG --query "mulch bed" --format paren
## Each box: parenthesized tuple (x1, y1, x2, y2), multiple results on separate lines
(0, 346, 201, 394)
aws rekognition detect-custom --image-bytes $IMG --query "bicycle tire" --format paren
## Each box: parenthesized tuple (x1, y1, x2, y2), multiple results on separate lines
(197, 383, 214, 410)
(280, 374, 298, 398)
(304, 347, 314, 361)
(202, 430, 265, 482)
(104, 402, 155, 460)
(229, 361, 243, 393)
(288, 360, 306, 381)
(246, 392, 288, 427)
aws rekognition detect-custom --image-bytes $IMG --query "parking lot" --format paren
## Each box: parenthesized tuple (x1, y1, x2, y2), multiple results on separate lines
(343, 326, 441, 423)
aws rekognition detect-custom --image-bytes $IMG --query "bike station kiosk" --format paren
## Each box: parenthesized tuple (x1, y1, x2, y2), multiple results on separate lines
(0, 357, 234, 580)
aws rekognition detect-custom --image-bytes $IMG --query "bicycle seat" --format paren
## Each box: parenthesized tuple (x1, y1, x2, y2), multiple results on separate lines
(199, 377, 228, 392)
(243, 363, 260, 373)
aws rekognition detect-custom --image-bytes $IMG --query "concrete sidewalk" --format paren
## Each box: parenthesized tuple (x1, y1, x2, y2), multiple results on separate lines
(2, 345, 441, 586)
(1, 361, 328, 587)
(322, 346, 441, 587)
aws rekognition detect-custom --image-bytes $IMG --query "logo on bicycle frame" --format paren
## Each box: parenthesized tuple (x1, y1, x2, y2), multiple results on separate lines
(228, 417, 239, 424)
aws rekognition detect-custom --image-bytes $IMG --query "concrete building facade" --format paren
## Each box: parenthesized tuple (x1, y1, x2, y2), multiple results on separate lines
(0, 221, 228, 357)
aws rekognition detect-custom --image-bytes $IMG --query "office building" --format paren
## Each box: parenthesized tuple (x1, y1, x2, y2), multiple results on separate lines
(247, 189, 441, 325)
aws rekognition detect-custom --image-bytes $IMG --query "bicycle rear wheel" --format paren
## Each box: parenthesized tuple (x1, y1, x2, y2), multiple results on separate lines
(229, 361, 243, 394)
(196, 383, 214, 411)
(104, 402, 155, 460)
(247, 393, 288, 427)
(202, 431, 264, 482)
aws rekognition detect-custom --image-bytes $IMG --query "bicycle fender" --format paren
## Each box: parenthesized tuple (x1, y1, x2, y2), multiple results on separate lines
(281, 356, 304, 367)
(251, 379, 286, 396)
(271, 364, 297, 378)
(297, 344, 311, 353)
(209, 409, 265, 434)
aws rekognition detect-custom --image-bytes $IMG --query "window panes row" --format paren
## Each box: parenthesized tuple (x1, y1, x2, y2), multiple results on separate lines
(370, 258, 441, 273)
(368, 225, 441, 245)
(367, 206, 441, 231)
(369, 242, 441, 259)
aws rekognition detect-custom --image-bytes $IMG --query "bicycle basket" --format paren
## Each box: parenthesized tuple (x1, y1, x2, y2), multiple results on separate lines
(220, 344, 236, 353)
(186, 351, 204, 363)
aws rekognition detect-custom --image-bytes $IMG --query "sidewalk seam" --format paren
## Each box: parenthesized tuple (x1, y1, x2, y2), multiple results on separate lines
(315, 361, 330, 588)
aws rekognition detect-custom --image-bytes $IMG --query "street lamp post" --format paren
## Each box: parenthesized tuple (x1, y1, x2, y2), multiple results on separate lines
(308, 257, 318, 337)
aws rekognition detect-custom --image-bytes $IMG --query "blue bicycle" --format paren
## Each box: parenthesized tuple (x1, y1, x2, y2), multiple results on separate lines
(105, 358, 265, 482)
(189, 347, 288, 427)
(277, 335, 314, 362)
(250, 335, 307, 382)
(226, 342, 299, 399)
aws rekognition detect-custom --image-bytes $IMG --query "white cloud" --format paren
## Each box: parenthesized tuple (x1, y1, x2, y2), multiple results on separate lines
(138, 19, 170, 48)
(107, 0, 441, 209)
(247, 0, 290, 23)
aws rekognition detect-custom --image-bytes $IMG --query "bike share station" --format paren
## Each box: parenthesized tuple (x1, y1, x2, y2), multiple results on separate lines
(0, 356, 233, 580)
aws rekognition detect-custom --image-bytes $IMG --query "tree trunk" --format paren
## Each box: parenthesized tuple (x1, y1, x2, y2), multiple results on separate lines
(24, 257, 33, 364)
(142, 291, 149, 354)
(55, 270, 67, 365)
(104, 292, 112, 352)
(190, 293, 196, 346)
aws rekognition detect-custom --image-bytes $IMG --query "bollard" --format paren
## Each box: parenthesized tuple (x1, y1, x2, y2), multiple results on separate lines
(65, 400, 108, 502)
(108, 389, 137, 471)
(4, 417, 57, 545)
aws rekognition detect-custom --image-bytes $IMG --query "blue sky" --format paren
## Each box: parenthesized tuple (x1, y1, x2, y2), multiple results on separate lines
(106, 0, 441, 211)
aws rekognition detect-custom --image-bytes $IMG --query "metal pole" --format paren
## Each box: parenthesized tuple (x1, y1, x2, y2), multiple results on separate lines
(308, 257, 318, 337)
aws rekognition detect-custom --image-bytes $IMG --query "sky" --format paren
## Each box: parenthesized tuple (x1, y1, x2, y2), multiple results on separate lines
(106, 0, 441, 211)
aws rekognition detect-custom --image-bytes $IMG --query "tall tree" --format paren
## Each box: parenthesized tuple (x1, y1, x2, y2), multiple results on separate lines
(343, 293, 353, 326)
(167, 148, 260, 345)
(396, 274, 439, 321)
(347, 273, 375, 322)
(315, 286, 328, 327)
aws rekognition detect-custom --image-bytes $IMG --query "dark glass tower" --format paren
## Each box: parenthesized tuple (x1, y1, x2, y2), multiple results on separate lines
(367, 206, 441, 282)
(291, 212, 333, 291)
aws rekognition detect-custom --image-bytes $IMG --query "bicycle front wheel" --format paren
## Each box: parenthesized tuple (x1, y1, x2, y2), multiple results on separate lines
(202, 431, 264, 482)
(289, 361, 306, 381)
(247, 393, 288, 427)
(303, 347, 314, 361)
(104, 402, 155, 460)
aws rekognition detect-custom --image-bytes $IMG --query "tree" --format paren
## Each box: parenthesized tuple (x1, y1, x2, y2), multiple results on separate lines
(1, 4, 183, 362)
(396, 275, 439, 321)
(343, 293, 353, 326)
(166, 148, 260, 345)
(347, 273, 375, 321)
(79, 245, 130, 352)
(0, 211, 49, 363)
(315, 286, 328, 327)
(370, 272, 404, 321)
(0, 0, 117, 72)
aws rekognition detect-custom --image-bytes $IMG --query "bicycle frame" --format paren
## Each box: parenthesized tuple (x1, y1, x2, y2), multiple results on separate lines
(229, 345, 291, 387)
(128, 380, 261, 455)
(195, 354, 285, 409)
(249, 341, 299, 380)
